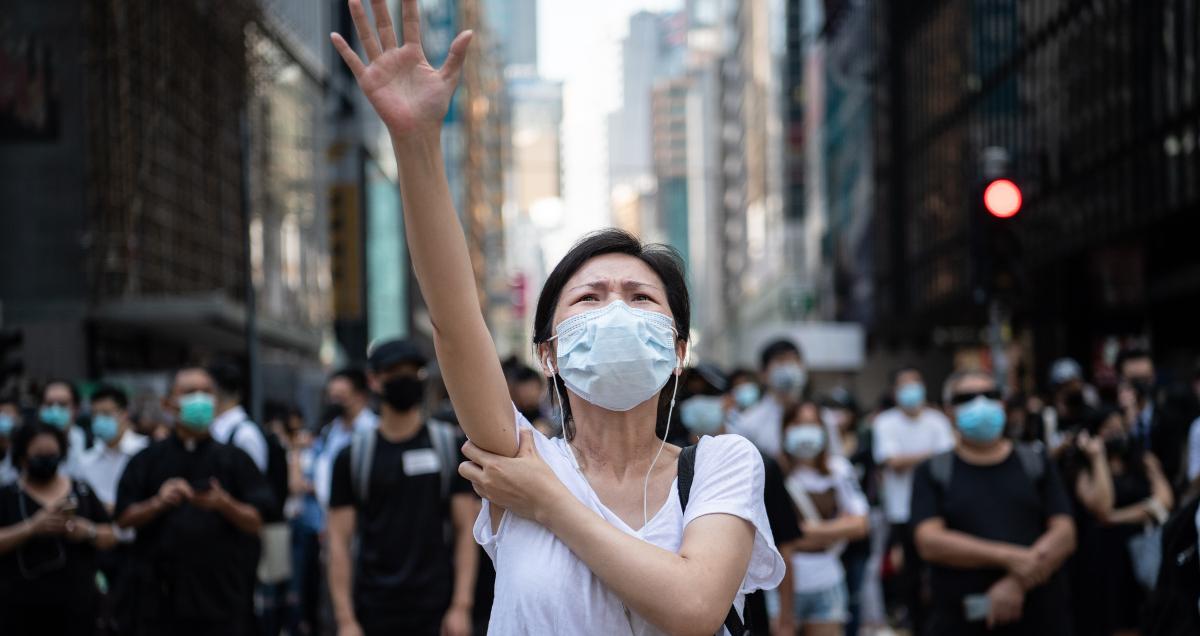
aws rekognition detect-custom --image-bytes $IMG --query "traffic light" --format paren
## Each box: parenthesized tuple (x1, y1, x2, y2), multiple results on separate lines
(970, 150, 1024, 303)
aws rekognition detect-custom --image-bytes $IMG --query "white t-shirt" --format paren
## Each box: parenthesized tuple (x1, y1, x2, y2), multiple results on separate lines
(787, 456, 869, 593)
(1186, 416, 1200, 483)
(731, 395, 784, 457)
(78, 431, 149, 507)
(475, 411, 786, 635)
(211, 405, 268, 473)
(872, 407, 955, 524)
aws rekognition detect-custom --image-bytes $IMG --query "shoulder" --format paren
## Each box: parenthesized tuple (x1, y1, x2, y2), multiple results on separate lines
(922, 408, 952, 427)
(827, 454, 855, 478)
(874, 409, 902, 428)
(696, 434, 765, 474)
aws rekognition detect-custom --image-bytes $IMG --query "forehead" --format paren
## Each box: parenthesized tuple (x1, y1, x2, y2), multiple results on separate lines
(29, 433, 62, 452)
(174, 369, 214, 393)
(561, 253, 665, 294)
(91, 396, 122, 410)
(954, 373, 995, 394)
(1122, 357, 1154, 374)
(896, 370, 923, 385)
(327, 377, 353, 393)
(44, 383, 73, 402)
(767, 351, 802, 368)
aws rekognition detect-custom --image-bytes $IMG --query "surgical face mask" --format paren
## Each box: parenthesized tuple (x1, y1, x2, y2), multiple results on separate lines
(680, 396, 725, 436)
(551, 301, 679, 412)
(768, 364, 807, 394)
(321, 402, 347, 425)
(39, 405, 72, 430)
(897, 383, 926, 410)
(178, 392, 216, 432)
(955, 397, 1006, 443)
(26, 454, 61, 483)
(785, 425, 825, 460)
(733, 383, 761, 409)
(0, 414, 14, 437)
(92, 414, 120, 443)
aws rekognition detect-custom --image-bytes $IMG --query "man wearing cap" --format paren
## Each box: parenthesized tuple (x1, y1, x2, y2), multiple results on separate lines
(327, 340, 479, 636)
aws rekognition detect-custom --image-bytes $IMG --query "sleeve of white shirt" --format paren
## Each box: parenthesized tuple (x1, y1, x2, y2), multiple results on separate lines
(932, 410, 957, 452)
(872, 413, 897, 463)
(233, 423, 269, 473)
(687, 434, 787, 593)
(831, 456, 869, 517)
(1187, 417, 1200, 482)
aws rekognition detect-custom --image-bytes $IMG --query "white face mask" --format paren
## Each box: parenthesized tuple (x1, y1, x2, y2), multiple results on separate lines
(551, 301, 679, 412)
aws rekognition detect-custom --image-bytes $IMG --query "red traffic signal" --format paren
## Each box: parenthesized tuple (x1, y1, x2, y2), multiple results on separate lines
(983, 179, 1022, 218)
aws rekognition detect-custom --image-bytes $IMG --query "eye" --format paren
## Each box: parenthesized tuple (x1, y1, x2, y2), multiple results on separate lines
(574, 293, 599, 304)
(632, 293, 654, 302)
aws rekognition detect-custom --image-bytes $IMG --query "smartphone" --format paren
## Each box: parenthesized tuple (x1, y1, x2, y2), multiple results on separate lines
(963, 594, 990, 622)
(190, 478, 212, 493)
(59, 496, 79, 517)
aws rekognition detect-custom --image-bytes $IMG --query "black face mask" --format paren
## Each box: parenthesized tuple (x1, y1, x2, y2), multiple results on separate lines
(321, 403, 347, 424)
(1105, 435, 1130, 458)
(26, 454, 61, 483)
(519, 406, 542, 423)
(1131, 379, 1154, 400)
(1064, 389, 1086, 409)
(382, 376, 425, 413)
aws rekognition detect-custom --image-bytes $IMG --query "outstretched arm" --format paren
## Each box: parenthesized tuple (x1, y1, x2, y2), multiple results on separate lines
(332, 0, 515, 457)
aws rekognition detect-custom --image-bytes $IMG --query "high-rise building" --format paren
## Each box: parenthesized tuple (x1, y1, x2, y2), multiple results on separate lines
(871, 0, 1200, 383)
(483, 0, 538, 75)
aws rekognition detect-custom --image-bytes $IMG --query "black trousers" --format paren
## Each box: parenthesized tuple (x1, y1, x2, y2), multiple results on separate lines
(887, 522, 925, 632)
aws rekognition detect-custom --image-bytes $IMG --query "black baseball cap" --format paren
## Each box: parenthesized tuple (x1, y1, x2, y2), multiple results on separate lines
(367, 339, 428, 371)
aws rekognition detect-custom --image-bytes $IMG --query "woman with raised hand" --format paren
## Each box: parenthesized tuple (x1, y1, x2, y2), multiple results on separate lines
(332, 2, 784, 634)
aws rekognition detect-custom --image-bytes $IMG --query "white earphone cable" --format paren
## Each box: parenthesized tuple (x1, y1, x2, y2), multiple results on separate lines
(643, 371, 680, 528)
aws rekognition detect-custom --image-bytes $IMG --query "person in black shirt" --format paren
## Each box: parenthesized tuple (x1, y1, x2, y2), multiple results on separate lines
(114, 367, 273, 636)
(912, 370, 1076, 635)
(328, 339, 479, 636)
(0, 421, 117, 635)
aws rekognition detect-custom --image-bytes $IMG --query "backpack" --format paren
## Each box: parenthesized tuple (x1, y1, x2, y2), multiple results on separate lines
(678, 445, 750, 636)
(927, 442, 1046, 494)
(348, 419, 459, 504)
(235, 420, 289, 522)
(1144, 496, 1200, 636)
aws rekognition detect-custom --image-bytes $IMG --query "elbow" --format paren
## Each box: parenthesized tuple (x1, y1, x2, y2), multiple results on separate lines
(669, 600, 730, 636)
(914, 527, 938, 563)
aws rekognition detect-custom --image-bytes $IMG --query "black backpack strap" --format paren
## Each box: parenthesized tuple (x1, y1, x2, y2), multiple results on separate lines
(1013, 443, 1045, 485)
(676, 445, 748, 636)
(427, 419, 459, 502)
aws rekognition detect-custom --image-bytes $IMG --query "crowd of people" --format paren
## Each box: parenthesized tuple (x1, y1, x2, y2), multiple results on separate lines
(3, 335, 1199, 635)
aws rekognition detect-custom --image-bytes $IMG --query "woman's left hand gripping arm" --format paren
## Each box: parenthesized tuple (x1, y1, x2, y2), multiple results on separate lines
(460, 429, 756, 636)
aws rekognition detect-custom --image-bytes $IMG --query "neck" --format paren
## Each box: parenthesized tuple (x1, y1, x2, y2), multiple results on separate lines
(901, 406, 922, 418)
(22, 473, 66, 494)
(956, 438, 1011, 464)
(378, 407, 422, 442)
(175, 427, 210, 444)
(770, 390, 794, 406)
(217, 400, 240, 416)
(106, 429, 125, 450)
(570, 393, 664, 480)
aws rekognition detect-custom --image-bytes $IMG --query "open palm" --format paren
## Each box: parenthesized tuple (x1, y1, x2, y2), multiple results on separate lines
(332, 0, 473, 138)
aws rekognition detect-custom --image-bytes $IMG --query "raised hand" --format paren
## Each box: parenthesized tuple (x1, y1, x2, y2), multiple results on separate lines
(331, 0, 473, 139)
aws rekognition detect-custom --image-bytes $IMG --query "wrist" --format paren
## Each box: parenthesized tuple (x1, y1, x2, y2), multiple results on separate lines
(449, 599, 473, 612)
(391, 130, 441, 154)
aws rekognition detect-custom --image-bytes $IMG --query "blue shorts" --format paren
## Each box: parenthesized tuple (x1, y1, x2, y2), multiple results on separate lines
(794, 583, 849, 625)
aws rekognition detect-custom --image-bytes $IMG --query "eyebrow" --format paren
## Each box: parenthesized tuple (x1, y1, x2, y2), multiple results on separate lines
(565, 280, 664, 294)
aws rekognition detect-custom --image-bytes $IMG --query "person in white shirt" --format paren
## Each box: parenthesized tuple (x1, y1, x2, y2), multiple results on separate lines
(313, 369, 377, 509)
(733, 339, 809, 458)
(78, 384, 148, 512)
(871, 367, 955, 630)
(38, 380, 91, 478)
(777, 401, 869, 636)
(332, 5, 785, 632)
(208, 362, 268, 474)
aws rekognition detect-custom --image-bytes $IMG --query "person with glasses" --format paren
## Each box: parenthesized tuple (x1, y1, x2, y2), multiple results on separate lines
(910, 370, 1076, 634)
(0, 422, 117, 635)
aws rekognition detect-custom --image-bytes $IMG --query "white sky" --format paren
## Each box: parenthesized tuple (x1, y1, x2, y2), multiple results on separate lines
(534, 0, 683, 264)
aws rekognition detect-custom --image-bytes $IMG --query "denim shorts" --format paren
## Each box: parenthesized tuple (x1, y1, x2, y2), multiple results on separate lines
(794, 582, 849, 624)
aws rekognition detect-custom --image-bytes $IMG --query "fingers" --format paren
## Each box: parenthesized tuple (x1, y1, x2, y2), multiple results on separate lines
(331, 33, 366, 78)
(458, 460, 484, 485)
(371, 0, 398, 50)
(517, 428, 536, 456)
(400, 0, 422, 48)
(349, 0, 383, 61)
(439, 30, 474, 81)
(460, 439, 492, 465)
(209, 477, 224, 492)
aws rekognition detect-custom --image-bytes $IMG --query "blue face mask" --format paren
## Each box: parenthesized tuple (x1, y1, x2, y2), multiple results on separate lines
(785, 425, 825, 460)
(552, 301, 679, 412)
(733, 383, 760, 409)
(92, 414, 120, 443)
(179, 392, 216, 432)
(955, 397, 1006, 443)
(39, 405, 72, 430)
(897, 383, 925, 410)
(680, 396, 725, 436)
(0, 414, 14, 437)
(768, 364, 807, 394)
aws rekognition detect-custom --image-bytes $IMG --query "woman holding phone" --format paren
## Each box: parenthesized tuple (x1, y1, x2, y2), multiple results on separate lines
(331, 2, 785, 633)
(0, 422, 116, 634)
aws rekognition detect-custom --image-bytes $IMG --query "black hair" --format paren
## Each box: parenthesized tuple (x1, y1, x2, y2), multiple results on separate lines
(532, 229, 690, 440)
(263, 400, 290, 425)
(91, 384, 129, 411)
(209, 359, 245, 399)
(41, 379, 80, 407)
(506, 362, 543, 385)
(167, 366, 214, 396)
(759, 339, 802, 372)
(11, 422, 68, 468)
(1115, 347, 1153, 377)
(330, 368, 370, 395)
(727, 368, 758, 386)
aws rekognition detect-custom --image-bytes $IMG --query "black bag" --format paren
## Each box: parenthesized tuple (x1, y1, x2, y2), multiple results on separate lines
(1144, 496, 1200, 636)
(237, 421, 289, 522)
(677, 445, 750, 636)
